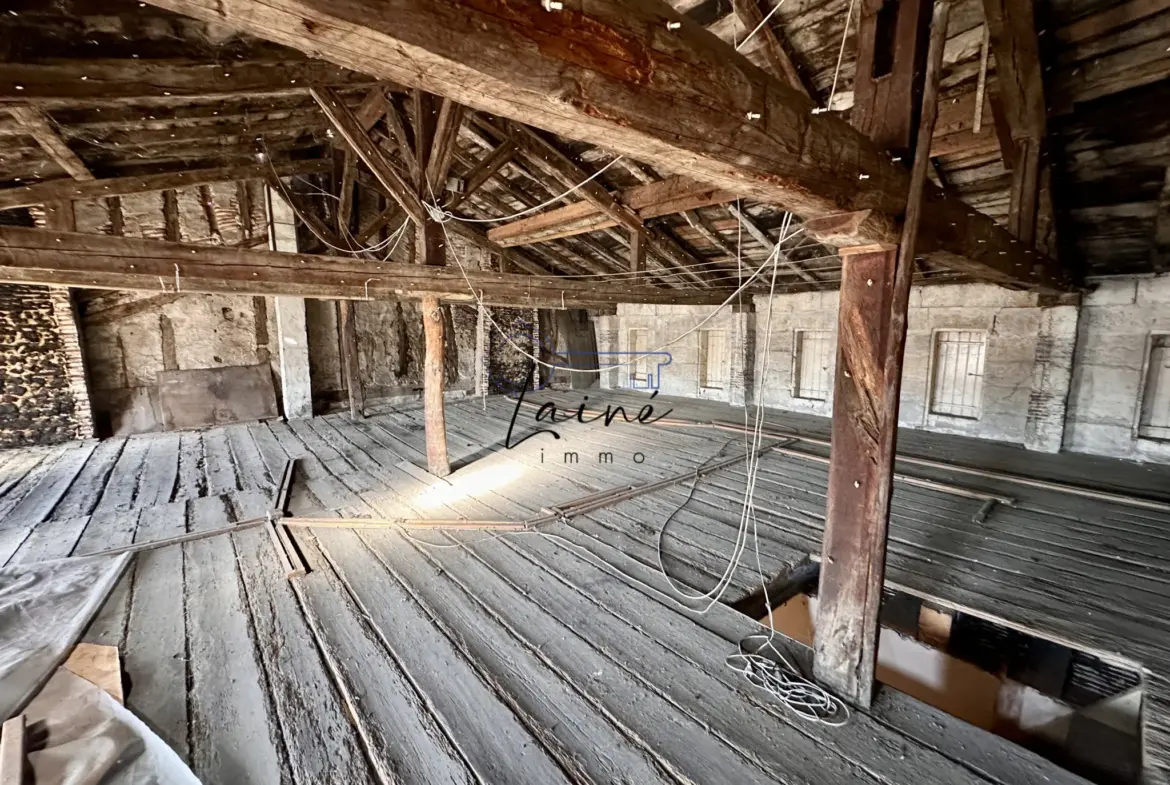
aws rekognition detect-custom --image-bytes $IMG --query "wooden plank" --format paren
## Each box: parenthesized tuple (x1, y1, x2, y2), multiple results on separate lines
(447, 139, 517, 211)
(8, 106, 94, 180)
(424, 98, 465, 193)
(185, 495, 286, 785)
(337, 300, 364, 419)
(814, 0, 952, 707)
(421, 295, 450, 478)
(0, 225, 734, 306)
(311, 527, 573, 783)
(282, 526, 477, 783)
(136, 0, 1070, 290)
(0, 159, 329, 211)
(0, 59, 375, 106)
(231, 491, 376, 782)
(0, 442, 95, 565)
(0, 715, 24, 785)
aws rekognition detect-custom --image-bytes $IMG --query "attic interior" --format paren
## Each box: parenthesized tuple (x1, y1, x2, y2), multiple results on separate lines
(0, 0, 1167, 783)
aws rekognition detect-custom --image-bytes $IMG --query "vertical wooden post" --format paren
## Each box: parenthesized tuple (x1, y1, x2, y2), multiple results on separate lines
(414, 89, 451, 478)
(814, 0, 951, 707)
(421, 294, 450, 477)
(629, 228, 645, 281)
(337, 299, 363, 419)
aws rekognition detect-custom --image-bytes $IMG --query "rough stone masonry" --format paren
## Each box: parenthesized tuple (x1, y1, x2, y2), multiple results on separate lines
(0, 284, 89, 448)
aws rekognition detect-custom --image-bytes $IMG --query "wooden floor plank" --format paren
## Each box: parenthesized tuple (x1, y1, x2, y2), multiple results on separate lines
(0, 441, 94, 564)
(312, 526, 574, 785)
(123, 499, 189, 759)
(134, 435, 181, 508)
(185, 494, 287, 785)
(231, 491, 379, 785)
(289, 527, 478, 785)
(50, 438, 125, 519)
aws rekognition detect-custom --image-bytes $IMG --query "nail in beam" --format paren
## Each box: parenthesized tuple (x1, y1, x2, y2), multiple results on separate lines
(813, 0, 952, 707)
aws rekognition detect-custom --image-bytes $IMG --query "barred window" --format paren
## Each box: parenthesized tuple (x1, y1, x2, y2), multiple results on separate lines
(929, 330, 987, 419)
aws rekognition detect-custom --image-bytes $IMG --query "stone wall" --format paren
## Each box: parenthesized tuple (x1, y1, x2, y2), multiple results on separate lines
(1065, 276, 1170, 462)
(605, 303, 751, 405)
(600, 285, 1082, 454)
(0, 285, 87, 447)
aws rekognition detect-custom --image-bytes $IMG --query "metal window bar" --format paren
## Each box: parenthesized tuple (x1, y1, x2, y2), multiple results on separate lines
(699, 329, 728, 390)
(930, 330, 986, 419)
(794, 329, 832, 400)
(1139, 335, 1170, 439)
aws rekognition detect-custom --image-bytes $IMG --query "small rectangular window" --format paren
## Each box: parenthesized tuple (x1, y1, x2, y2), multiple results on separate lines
(930, 330, 987, 419)
(1139, 334, 1170, 440)
(628, 328, 650, 388)
(698, 330, 728, 390)
(793, 329, 833, 401)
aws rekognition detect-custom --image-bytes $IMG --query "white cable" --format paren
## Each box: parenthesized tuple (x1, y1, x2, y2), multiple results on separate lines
(425, 155, 625, 225)
(814, 0, 857, 115)
(736, 0, 788, 51)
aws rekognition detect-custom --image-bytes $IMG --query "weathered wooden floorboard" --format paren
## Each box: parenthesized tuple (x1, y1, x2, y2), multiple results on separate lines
(135, 435, 181, 508)
(0, 444, 67, 523)
(369, 527, 682, 785)
(0, 447, 51, 500)
(287, 419, 381, 494)
(123, 499, 189, 760)
(49, 438, 124, 519)
(185, 494, 288, 785)
(91, 436, 151, 513)
(400, 529, 789, 785)
(174, 431, 206, 500)
(289, 527, 478, 785)
(301, 418, 428, 517)
(7, 515, 90, 564)
(231, 491, 379, 784)
(312, 526, 574, 785)
(224, 423, 276, 491)
(202, 428, 241, 497)
(77, 507, 143, 647)
(0, 441, 94, 564)
(498, 532, 1023, 785)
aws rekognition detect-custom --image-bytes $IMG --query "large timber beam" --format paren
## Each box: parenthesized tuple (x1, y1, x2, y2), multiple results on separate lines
(8, 106, 95, 181)
(135, 0, 1073, 291)
(0, 159, 330, 210)
(0, 226, 728, 306)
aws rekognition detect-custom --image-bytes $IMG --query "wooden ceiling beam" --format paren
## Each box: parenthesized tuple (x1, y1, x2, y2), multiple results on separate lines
(0, 59, 377, 107)
(134, 0, 1072, 290)
(0, 225, 728, 306)
(488, 175, 736, 247)
(424, 98, 465, 194)
(725, 202, 819, 285)
(446, 139, 517, 211)
(8, 106, 94, 181)
(0, 158, 329, 210)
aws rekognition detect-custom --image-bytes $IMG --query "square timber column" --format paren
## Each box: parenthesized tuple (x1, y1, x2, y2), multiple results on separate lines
(813, 246, 901, 706)
(266, 185, 313, 420)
